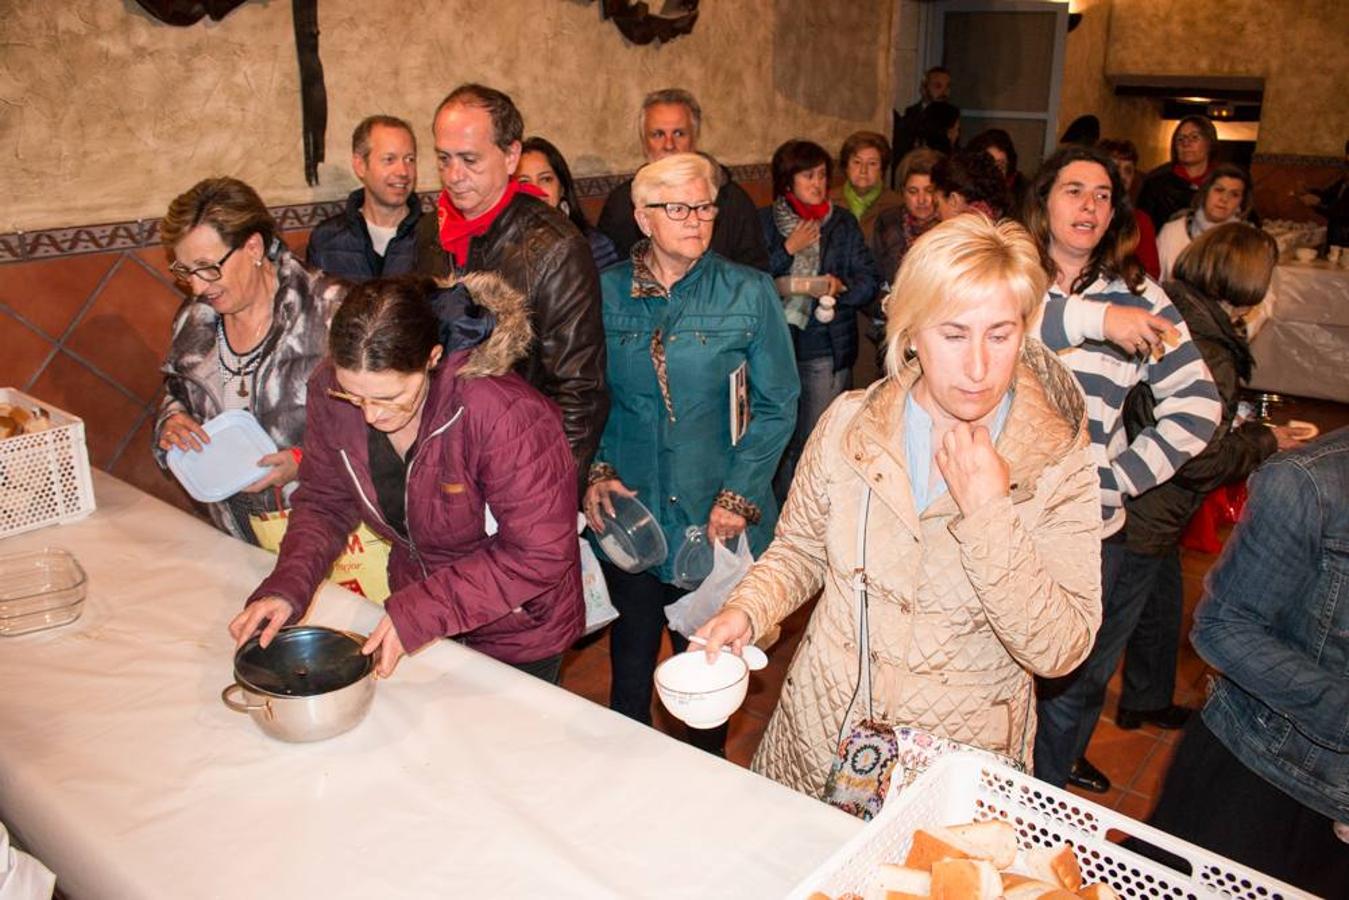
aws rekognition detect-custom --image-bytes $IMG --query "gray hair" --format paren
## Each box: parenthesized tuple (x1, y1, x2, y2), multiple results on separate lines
(636, 87, 702, 147)
(631, 153, 718, 208)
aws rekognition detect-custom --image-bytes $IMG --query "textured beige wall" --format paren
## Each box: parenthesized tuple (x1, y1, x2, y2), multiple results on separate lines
(0, 0, 895, 231)
(1105, 0, 1349, 158)
(1057, 0, 1167, 169)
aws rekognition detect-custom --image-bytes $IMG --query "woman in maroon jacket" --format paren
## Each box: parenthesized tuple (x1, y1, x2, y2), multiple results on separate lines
(229, 273, 584, 682)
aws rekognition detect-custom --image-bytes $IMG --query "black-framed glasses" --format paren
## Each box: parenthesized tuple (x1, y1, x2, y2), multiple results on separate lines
(169, 245, 239, 283)
(643, 201, 719, 222)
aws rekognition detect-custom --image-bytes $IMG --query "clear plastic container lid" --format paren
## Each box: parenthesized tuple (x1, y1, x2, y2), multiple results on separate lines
(167, 410, 278, 502)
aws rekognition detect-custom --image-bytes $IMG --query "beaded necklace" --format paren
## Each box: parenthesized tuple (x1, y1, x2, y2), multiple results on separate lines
(215, 316, 269, 398)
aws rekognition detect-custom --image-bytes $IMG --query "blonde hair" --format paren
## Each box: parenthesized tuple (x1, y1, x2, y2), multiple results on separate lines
(884, 215, 1048, 378)
(631, 152, 717, 207)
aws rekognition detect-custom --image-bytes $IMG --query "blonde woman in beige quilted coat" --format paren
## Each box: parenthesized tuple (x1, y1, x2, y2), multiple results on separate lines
(696, 215, 1103, 799)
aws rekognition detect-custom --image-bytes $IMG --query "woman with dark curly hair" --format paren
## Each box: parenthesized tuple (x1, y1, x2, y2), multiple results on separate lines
(1019, 144, 1221, 794)
(931, 150, 1009, 220)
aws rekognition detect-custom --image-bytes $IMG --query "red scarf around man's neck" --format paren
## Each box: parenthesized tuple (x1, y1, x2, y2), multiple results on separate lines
(785, 190, 831, 221)
(436, 178, 547, 266)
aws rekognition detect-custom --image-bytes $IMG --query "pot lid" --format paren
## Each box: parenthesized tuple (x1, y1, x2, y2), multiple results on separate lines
(233, 626, 372, 697)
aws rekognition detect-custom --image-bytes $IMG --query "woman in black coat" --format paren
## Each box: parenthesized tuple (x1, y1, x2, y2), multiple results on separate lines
(1115, 223, 1303, 731)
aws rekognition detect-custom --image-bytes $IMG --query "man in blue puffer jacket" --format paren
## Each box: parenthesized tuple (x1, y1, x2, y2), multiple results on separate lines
(306, 115, 422, 281)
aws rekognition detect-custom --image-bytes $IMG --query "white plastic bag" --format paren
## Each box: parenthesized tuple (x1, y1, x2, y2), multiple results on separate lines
(0, 821, 54, 900)
(577, 514, 619, 635)
(665, 533, 753, 637)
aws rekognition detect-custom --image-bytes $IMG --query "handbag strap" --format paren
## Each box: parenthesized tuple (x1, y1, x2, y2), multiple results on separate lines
(834, 483, 1038, 768)
(836, 483, 874, 744)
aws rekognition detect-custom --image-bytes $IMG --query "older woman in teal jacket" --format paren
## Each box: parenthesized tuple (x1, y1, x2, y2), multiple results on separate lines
(584, 152, 799, 751)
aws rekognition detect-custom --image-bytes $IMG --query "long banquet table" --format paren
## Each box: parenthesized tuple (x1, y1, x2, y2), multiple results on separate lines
(0, 472, 860, 899)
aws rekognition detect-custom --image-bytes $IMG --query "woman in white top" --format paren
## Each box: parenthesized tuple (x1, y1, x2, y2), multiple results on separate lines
(1157, 165, 1254, 280)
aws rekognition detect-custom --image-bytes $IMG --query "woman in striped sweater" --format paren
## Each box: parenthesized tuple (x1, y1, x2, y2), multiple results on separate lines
(1018, 144, 1222, 793)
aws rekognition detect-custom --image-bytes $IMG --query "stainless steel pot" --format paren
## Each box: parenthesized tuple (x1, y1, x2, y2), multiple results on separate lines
(221, 626, 375, 742)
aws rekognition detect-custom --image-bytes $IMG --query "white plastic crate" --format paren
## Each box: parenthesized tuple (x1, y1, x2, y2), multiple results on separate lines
(789, 754, 1309, 900)
(0, 388, 96, 539)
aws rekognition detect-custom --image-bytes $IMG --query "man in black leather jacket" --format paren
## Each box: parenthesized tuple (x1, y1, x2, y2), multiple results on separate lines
(597, 88, 769, 271)
(307, 116, 421, 280)
(414, 84, 607, 491)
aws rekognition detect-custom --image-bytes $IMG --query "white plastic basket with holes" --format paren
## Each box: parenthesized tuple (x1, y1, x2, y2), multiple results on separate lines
(788, 754, 1307, 899)
(0, 388, 96, 540)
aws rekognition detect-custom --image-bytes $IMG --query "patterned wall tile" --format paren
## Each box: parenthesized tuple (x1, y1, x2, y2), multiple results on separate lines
(64, 258, 184, 403)
(27, 350, 146, 469)
(0, 164, 773, 267)
(0, 253, 116, 339)
(0, 313, 56, 389)
(106, 412, 198, 517)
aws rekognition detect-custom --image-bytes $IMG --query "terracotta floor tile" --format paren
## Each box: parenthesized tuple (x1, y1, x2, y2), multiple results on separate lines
(26, 351, 146, 468)
(0, 253, 115, 338)
(1131, 738, 1180, 799)
(1082, 718, 1161, 790)
(1067, 782, 1125, 812)
(1113, 789, 1156, 824)
(65, 257, 184, 402)
(0, 312, 57, 388)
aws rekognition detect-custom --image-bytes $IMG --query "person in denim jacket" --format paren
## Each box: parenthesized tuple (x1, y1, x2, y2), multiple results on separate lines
(1148, 427, 1349, 896)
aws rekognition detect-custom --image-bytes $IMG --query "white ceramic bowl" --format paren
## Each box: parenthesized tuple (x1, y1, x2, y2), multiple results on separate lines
(654, 650, 749, 729)
(1293, 247, 1317, 263)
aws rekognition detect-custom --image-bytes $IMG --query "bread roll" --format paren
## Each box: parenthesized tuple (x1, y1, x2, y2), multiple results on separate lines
(1077, 883, 1120, 900)
(874, 863, 931, 900)
(905, 827, 970, 870)
(1025, 843, 1082, 891)
(1004, 883, 1078, 900)
(947, 821, 1018, 869)
(930, 858, 1002, 900)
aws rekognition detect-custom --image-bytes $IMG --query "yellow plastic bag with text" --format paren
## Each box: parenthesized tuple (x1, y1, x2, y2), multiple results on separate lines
(250, 510, 392, 603)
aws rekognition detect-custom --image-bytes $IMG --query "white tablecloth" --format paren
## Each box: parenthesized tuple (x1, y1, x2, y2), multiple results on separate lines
(0, 472, 859, 899)
(1247, 260, 1349, 402)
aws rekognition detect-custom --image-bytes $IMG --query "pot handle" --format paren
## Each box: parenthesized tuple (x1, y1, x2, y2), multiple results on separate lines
(221, 682, 268, 713)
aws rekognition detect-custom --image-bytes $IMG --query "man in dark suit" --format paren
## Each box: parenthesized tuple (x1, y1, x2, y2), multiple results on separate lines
(892, 66, 951, 184)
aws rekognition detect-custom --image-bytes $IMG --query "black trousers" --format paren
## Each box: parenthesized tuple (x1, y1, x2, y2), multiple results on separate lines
(601, 560, 728, 755)
(1146, 716, 1349, 897)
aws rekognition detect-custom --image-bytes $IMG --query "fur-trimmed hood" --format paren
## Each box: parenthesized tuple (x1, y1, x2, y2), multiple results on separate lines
(436, 270, 532, 381)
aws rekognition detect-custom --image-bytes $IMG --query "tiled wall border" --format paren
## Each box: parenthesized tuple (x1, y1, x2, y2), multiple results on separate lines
(1251, 153, 1343, 168)
(0, 164, 775, 266)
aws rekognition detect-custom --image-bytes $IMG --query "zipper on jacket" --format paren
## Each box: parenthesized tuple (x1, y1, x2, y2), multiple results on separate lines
(400, 405, 465, 580)
(340, 448, 400, 538)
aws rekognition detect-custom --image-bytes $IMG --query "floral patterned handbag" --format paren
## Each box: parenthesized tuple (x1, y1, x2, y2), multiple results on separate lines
(822, 485, 1028, 821)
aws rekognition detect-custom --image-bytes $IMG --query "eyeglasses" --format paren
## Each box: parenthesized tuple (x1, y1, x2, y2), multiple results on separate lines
(1175, 132, 1206, 145)
(325, 388, 418, 414)
(643, 201, 719, 222)
(169, 245, 239, 283)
